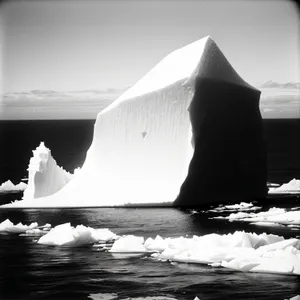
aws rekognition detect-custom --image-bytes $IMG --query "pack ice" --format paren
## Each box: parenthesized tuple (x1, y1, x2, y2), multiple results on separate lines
(1, 216, 300, 275)
(3, 36, 266, 207)
(110, 231, 300, 275)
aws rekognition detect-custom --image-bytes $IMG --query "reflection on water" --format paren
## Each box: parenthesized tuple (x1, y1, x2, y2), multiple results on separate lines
(0, 206, 300, 299)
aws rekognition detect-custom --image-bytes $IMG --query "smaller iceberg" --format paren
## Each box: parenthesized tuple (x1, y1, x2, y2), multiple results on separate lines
(109, 235, 147, 253)
(110, 231, 300, 275)
(23, 142, 74, 200)
(0, 180, 27, 192)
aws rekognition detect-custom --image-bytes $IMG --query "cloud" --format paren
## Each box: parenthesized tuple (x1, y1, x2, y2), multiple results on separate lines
(260, 80, 300, 89)
(0, 87, 130, 119)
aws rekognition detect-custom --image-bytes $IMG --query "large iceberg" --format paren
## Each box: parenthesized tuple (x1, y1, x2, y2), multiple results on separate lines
(4, 36, 266, 207)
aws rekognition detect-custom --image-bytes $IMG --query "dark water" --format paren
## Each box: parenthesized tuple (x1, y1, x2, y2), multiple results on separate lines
(0, 119, 300, 186)
(0, 119, 300, 299)
(1, 206, 300, 300)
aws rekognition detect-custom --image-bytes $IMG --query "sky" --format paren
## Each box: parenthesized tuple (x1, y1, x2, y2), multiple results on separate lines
(0, 0, 299, 118)
(1, 0, 299, 93)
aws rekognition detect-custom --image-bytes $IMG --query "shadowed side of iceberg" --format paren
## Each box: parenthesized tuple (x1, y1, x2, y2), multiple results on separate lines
(174, 78, 267, 206)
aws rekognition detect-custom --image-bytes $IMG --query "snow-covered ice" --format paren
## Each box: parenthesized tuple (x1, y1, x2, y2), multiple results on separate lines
(269, 178, 300, 194)
(207, 202, 261, 213)
(113, 231, 300, 276)
(38, 223, 118, 246)
(0, 180, 27, 192)
(210, 204, 300, 230)
(22, 142, 74, 200)
(109, 235, 147, 253)
(0, 218, 38, 233)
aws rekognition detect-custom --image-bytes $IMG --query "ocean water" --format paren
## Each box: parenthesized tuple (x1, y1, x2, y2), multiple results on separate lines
(1, 119, 300, 186)
(1, 205, 300, 300)
(0, 119, 300, 299)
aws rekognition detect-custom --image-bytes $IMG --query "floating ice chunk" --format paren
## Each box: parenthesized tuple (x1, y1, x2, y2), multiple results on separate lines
(143, 231, 299, 275)
(88, 293, 118, 300)
(110, 235, 147, 253)
(222, 240, 300, 275)
(214, 206, 300, 228)
(20, 228, 45, 236)
(0, 219, 14, 231)
(249, 221, 285, 227)
(2, 218, 300, 276)
(208, 202, 261, 213)
(255, 238, 300, 254)
(91, 228, 118, 242)
(23, 142, 74, 200)
(144, 235, 168, 251)
(38, 223, 117, 247)
(225, 202, 253, 209)
(228, 212, 252, 220)
(0, 180, 27, 192)
(288, 296, 300, 300)
(267, 182, 280, 187)
(269, 178, 300, 194)
(251, 258, 296, 274)
(221, 257, 261, 272)
(0, 218, 38, 233)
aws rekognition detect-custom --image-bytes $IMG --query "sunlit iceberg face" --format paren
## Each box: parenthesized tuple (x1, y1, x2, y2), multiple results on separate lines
(3, 36, 266, 208)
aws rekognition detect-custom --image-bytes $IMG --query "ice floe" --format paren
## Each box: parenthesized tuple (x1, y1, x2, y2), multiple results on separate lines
(207, 202, 261, 213)
(0, 218, 38, 233)
(1, 217, 300, 275)
(0, 180, 27, 192)
(206, 201, 300, 229)
(0, 218, 51, 234)
(110, 235, 147, 253)
(211, 206, 300, 228)
(112, 231, 300, 275)
(37, 223, 118, 246)
(269, 178, 300, 194)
